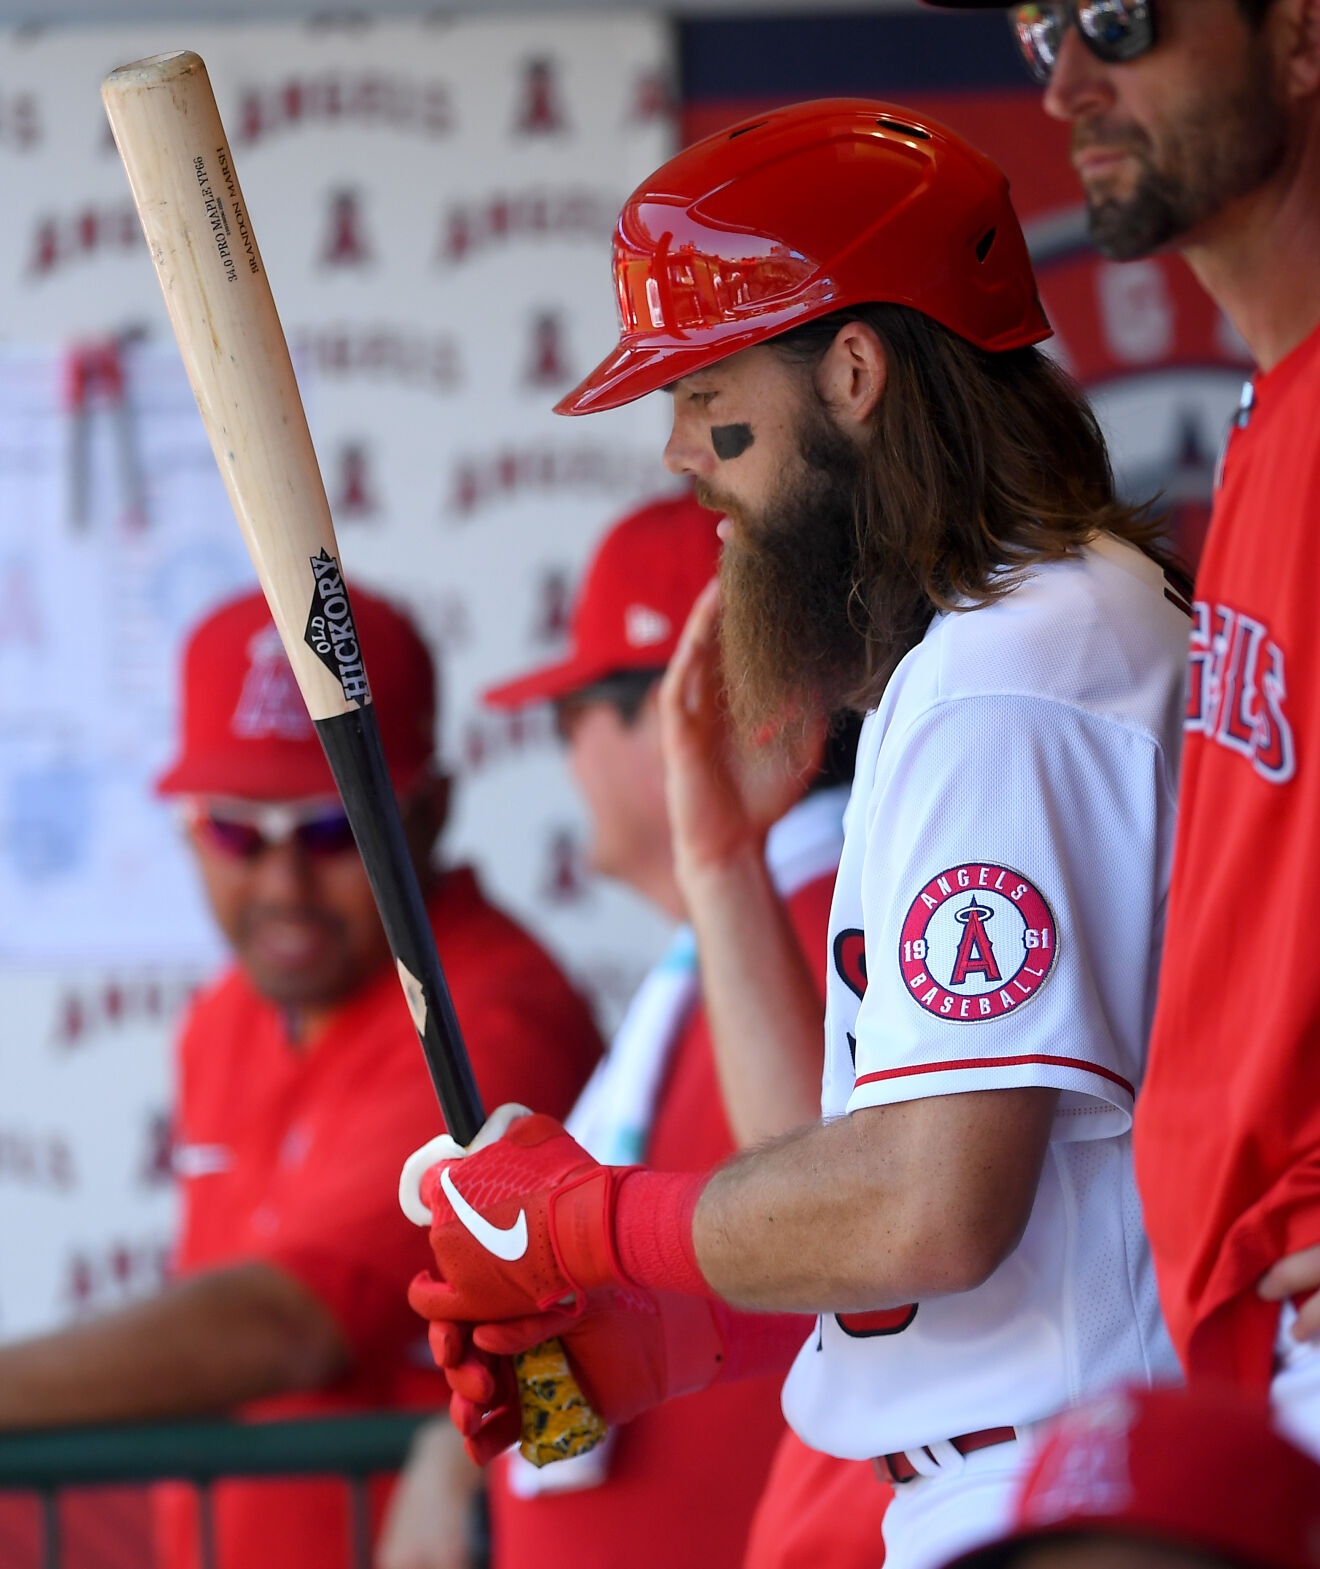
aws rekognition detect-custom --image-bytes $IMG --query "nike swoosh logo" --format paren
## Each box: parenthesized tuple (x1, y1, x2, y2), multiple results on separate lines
(440, 1166, 529, 1262)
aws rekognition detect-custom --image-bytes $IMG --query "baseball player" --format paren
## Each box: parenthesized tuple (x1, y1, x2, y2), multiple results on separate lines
(386, 493, 885, 1569)
(922, 0, 1320, 1448)
(402, 101, 1188, 1569)
(0, 588, 602, 1569)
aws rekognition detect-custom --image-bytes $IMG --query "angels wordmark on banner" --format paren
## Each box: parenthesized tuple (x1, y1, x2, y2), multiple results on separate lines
(64, 1237, 170, 1319)
(460, 706, 555, 773)
(27, 205, 139, 277)
(50, 975, 201, 1049)
(235, 72, 454, 144)
(446, 443, 664, 518)
(290, 325, 463, 394)
(0, 1127, 76, 1192)
(436, 188, 617, 264)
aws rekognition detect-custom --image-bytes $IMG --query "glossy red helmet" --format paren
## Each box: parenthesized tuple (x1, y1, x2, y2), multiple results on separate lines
(557, 98, 1051, 417)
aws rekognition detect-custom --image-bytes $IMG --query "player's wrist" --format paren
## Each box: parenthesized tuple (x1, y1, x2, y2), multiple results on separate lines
(612, 1169, 716, 1297)
(675, 837, 773, 925)
(546, 1164, 633, 1294)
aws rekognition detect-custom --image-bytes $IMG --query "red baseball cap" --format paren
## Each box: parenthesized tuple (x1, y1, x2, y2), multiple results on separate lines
(156, 584, 436, 800)
(483, 491, 722, 710)
(945, 1385, 1320, 1569)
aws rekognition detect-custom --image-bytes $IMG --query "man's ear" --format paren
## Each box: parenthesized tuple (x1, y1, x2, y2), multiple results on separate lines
(1278, 0, 1320, 98)
(814, 320, 888, 433)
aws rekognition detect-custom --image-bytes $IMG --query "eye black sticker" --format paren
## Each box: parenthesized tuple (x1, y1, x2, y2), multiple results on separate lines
(711, 423, 754, 461)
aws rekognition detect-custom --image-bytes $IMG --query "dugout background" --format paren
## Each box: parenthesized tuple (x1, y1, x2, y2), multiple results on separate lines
(0, 2, 1244, 1357)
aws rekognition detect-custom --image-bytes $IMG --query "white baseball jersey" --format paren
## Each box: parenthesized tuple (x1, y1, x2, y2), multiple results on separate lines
(781, 533, 1185, 1461)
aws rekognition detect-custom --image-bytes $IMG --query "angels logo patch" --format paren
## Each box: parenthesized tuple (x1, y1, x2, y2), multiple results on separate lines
(899, 863, 1057, 1023)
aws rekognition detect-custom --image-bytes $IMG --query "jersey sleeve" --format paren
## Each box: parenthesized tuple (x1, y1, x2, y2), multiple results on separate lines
(841, 693, 1173, 1139)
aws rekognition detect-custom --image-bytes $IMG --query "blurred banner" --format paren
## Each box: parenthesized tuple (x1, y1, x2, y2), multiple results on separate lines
(0, 14, 676, 1342)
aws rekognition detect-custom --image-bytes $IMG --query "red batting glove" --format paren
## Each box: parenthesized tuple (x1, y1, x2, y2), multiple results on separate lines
(411, 1282, 734, 1467)
(402, 1108, 635, 1325)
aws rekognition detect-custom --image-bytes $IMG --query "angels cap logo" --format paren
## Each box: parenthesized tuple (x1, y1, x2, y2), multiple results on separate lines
(625, 604, 670, 647)
(233, 624, 314, 739)
(899, 862, 1057, 1023)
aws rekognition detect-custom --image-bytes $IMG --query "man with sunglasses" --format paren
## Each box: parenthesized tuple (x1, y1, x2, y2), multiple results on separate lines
(0, 585, 603, 1569)
(927, 0, 1320, 1449)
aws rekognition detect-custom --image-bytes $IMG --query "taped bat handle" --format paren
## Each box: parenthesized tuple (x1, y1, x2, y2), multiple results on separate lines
(515, 1340, 610, 1466)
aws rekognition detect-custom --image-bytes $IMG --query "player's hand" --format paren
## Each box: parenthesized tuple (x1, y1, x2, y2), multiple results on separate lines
(1258, 1244, 1320, 1341)
(374, 1418, 484, 1569)
(400, 1105, 634, 1326)
(425, 1285, 729, 1466)
(658, 578, 824, 890)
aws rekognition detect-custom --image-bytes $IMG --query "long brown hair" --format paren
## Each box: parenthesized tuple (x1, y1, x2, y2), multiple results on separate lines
(771, 303, 1185, 712)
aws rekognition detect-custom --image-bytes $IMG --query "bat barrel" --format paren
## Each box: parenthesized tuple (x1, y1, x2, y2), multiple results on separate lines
(102, 51, 353, 728)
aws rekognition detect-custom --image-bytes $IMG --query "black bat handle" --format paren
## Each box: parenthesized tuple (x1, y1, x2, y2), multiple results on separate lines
(315, 702, 607, 1467)
(313, 706, 485, 1146)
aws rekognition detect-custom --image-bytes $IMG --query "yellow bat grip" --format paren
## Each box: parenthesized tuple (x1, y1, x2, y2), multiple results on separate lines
(515, 1337, 608, 1466)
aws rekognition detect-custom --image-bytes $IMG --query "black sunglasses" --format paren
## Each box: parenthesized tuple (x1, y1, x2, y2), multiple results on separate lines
(1010, 0, 1157, 84)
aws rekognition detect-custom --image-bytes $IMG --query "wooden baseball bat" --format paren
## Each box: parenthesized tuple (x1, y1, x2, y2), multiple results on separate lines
(101, 49, 605, 1469)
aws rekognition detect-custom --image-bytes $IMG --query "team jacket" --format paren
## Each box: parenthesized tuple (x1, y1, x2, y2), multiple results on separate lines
(1136, 321, 1320, 1389)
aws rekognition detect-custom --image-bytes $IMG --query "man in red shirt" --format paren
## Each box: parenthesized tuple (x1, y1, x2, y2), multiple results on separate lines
(384, 493, 886, 1569)
(924, 0, 1320, 1439)
(0, 585, 602, 1569)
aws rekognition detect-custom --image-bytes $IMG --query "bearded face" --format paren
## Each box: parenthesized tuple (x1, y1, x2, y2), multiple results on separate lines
(1078, 39, 1287, 259)
(700, 392, 871, 744)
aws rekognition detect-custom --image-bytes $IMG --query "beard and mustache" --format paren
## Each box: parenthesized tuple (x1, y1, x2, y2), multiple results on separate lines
(698, 400, 875, 747)
(1077, 57, 1286, 260)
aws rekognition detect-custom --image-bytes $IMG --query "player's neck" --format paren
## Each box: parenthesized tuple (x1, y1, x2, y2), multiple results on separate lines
(1182, 138, 1320, 372)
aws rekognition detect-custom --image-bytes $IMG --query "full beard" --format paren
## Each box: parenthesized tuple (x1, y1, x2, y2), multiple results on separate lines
(703, 407, 870, 746)
(1079, 61, 1287, 260)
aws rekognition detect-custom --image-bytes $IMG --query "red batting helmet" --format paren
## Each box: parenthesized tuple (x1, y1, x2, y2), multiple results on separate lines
(556, 98, 1050, 417)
